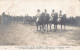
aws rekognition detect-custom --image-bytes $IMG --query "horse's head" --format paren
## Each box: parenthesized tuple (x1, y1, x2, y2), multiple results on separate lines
(62, 14, 66, 18)
(54, 13, 58, 19)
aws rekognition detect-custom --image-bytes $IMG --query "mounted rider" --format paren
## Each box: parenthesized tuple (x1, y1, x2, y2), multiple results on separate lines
(36, 9, 41, 22)
(51, 9, 58, 24)
(43, 9, 50, 24)
(50, 9, 55, 21)
(58, 10, 62, 23)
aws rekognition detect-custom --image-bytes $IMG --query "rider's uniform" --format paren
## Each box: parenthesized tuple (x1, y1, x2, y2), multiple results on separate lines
(58, 13, 62, 22)
(50, 12, 54, 21)
(36, 13, 41, 22)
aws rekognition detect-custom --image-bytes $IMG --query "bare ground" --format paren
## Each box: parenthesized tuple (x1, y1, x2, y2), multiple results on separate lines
(0, 23, 80, 46)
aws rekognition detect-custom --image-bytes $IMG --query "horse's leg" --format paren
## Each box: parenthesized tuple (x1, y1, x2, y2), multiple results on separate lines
(47, 24, 48, 32)
(42, 24, 45, 32)
(37, 24, 38, 31)
(56, 24, 57, 30)
(54, 24, 55, 29)
(61, 24, 62, 31)
(40, 25, 41, 31)
(50, 23, 52, 31)
(64, 24, 65, 31)
(42, 24, 44, 29)
(55, 24, 57, 31)
(54, 24, 56, 31)
(43, 24, 47, 31)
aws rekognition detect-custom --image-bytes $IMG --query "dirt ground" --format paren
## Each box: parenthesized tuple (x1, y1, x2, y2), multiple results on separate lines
(0, 23, 80, 46)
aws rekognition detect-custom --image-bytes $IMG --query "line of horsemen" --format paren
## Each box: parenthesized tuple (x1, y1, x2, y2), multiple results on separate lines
(34, 9, 67, 32)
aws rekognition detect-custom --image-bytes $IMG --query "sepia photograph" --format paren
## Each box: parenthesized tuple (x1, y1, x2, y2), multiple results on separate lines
(0, 0, 80, 49)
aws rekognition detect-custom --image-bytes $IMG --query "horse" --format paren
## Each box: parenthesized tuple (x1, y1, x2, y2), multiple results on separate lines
(36, 12, 44, 31)
(43, 13, 50, 32)
(36, 12, 50, 32)
(50, 13, 58, 31)
(60, 14, 67, 30)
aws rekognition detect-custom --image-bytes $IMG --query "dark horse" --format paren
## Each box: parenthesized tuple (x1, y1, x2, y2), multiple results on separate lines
(36, 12, 44, 31)
(36, 12, 50, 32)
(50, 12, 58, 31)
(43, 13, 50, 32)
(60, 14, 67, 30)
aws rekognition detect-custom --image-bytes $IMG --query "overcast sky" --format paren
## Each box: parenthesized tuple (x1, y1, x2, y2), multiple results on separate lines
(0, 0, 80, 17)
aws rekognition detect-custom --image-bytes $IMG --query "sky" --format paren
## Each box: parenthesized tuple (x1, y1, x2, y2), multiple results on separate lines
(0, 0, 80, 17)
